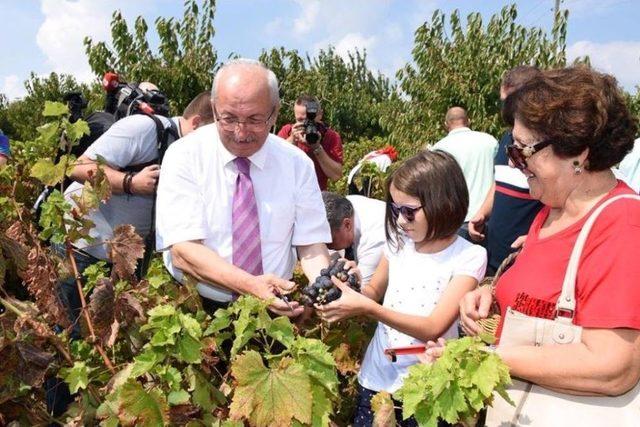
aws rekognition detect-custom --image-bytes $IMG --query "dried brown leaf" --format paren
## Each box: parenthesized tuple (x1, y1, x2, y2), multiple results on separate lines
(0, 341, 54, 388)
(116, 292, 146, 324)
(169, 404, 201, 424)
(106, 225, 144, 280)
(23, 247, 69, 327)
(88, 278, 116, 346)
(371, 391, 396, 427)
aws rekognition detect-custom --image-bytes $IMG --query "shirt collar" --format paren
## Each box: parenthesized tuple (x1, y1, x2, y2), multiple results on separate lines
(448, 126, 471, 135)
(171, 116, 182, 138)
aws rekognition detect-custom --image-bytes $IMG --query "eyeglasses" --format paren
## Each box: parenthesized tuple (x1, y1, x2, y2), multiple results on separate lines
(214, 107, 275, 132)
(506, 139, 553, 171)
(390, 202, 423, 222)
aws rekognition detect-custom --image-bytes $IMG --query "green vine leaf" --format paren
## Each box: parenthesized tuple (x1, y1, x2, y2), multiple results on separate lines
(118, 380, 169, 426)
(230, 351, 312, 426)
(42, 101, 69, 117)
(59, 361, 92, 394)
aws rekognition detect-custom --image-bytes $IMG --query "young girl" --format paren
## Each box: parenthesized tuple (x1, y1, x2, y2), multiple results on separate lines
(317, 150, 487, 426)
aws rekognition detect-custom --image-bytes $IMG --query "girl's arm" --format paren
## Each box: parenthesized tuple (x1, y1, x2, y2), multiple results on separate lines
(361, 255, 389, 302)
(498, 327, 640, 396)
(319, 273, 478, 343)
(365, 275, 478, 343)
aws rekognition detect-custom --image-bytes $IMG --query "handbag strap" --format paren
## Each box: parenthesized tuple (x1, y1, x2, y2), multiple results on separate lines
(556, 194, 640, 320)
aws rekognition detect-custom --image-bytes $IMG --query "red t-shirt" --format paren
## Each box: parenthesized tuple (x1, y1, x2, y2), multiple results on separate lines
(277, 123, 343, 190)
(495, 180, 640, 338)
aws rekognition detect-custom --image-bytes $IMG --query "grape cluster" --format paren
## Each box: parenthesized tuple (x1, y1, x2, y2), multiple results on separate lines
(300, 259, 361, 306)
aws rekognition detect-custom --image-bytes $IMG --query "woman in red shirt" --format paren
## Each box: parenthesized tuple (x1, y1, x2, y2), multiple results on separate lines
(458, 66, 640, 399)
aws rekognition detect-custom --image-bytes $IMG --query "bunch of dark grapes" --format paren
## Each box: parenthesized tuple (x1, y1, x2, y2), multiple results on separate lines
(300, 259, 360, 306)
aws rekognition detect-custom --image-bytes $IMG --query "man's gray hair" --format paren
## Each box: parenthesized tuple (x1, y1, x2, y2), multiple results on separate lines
(322, 191, 354, 231)
(211, 58, 280, 106)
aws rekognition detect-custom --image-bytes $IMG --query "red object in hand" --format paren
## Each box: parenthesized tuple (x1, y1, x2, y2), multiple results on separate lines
(102, 72, 120, 92)
(384, 344, 426, 362)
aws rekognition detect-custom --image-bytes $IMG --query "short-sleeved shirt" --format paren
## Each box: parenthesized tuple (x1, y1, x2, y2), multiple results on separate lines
(156, 124, 332, 302)
(0, 133, 10, 158)
(358, 236, 487, 393)
(347, 195, 386, 286)
(65, 114, 179, 260)
(432, 127, 498, 222)
(486, 131, 543, 273)
(276, 123, 343, 190)
(495, 181, 640, 339)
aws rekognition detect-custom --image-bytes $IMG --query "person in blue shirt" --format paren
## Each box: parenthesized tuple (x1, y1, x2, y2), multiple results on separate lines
(0, 130, 10, 166)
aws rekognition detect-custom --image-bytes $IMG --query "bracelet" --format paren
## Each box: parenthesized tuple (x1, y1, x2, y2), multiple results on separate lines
(122, 172, 136, 195)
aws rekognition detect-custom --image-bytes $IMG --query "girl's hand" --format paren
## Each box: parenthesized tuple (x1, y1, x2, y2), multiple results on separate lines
(315, 276, 372, 323)
(459, 286, 493, 337)
(416, 338, 447, 364)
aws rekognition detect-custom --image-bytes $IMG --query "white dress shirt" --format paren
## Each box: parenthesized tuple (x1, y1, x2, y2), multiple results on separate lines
(347, 195, 386, 286)
(156, 124, 332, 302)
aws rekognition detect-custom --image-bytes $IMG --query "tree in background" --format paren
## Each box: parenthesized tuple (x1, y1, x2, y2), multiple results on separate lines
(260, 47, 393, 144)
(84, 0, 217, 114)
(382, 5, 569, 158)
(0, 72, 89, 142)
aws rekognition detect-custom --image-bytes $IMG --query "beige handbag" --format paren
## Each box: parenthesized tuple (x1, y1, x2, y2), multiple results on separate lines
(485, 194, 640, 427)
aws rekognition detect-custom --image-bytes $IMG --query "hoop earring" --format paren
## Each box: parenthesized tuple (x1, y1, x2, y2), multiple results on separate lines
(573, 160, 582, 175)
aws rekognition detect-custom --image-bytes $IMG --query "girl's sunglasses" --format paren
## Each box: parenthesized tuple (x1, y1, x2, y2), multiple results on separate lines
(506, 139, 553, 171)
(390, 203, 423, 222)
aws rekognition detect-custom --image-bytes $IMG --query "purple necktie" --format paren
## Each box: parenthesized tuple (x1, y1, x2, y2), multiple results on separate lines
(232, 157, 263, 276)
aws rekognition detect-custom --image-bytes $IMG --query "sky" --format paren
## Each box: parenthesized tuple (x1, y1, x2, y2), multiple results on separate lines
(1, 0, 639, 101)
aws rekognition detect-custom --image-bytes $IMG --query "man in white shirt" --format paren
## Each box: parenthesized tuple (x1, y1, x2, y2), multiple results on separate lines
(322, 192, 386, 286)
(431, 107, 497, 241)
(156, 59, 332, 317)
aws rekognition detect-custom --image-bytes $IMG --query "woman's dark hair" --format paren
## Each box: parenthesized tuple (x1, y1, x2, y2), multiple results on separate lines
(385, 150, 468, 250)
(502, 65, 638, 171)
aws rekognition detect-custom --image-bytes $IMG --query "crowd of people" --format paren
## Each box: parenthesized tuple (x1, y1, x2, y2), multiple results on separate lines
(2, 58, 640, 426)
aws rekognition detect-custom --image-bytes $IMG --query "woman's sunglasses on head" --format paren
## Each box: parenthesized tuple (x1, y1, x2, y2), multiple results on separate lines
(506, 139, 553, 171)
(390, 203, 423, 222)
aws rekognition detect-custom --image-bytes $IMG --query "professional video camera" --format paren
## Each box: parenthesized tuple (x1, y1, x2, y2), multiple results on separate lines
(303, 100, 322, 145)
(101, 72, 170, 119)
(62, 92, 88, 123)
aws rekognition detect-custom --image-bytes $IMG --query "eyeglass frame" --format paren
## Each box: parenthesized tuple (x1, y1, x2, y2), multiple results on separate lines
(213, 106, 276, 132)
(389, 202, 423, 222)
(506, 139, 553, 171)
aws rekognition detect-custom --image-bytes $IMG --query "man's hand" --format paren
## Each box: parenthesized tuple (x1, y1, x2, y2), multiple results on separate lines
(251, 274, 304, 318)
(288, 123, 306, 144)
(468, 213, 486, 242)
(131, 164, 160, 195)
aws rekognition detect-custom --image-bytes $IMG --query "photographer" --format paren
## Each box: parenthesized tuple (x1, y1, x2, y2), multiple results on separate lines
(277, 95, 343, 190)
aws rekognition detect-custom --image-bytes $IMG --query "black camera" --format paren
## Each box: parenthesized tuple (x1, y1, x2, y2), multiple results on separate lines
(115, 83, 170, 120)
(303, 100, 321, 145)
(63, 91, 88, 123)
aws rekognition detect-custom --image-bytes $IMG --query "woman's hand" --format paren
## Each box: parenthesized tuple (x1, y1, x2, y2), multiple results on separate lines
(342, 259, 362, 284)
(459, 285, 494, 336)
(416, 338, 447, 364)
(315, 276, 373, 323)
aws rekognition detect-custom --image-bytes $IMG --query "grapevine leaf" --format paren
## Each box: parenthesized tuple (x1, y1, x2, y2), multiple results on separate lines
(43, 101, 69, 117)
(471, 356, 501, 398)
(156, 365, 183, 391)
(413, 400, 439, 427)
(59, 361, 92, 394)
(65, 119, 91, 142)
(371, 391, 396, 427)
(230, 311, 257, 358)
(266, 316, 295, 347)
(88, 278, 116, 346)
(290, 337, 338, 395)
(30, 159, 64, 187)
(179, 312, 203, 339)
(186, 366, 226, 411)
(176, 333, 202, 364)
(89, 165, 112, 204)
(23, 247, 69, 327)
(118, 380, 169, 426)
(167, 389, 190, 406)
(131, 348, 162, 378)
(106, 224, 145, 280)
(230, 351, 312, 426)
(332, 343, 359, 375)
(310, 385, 333, 427)
(0, 341, 54, 388)
(433, 382, 467, 423)
(169, 404, 201, 424)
